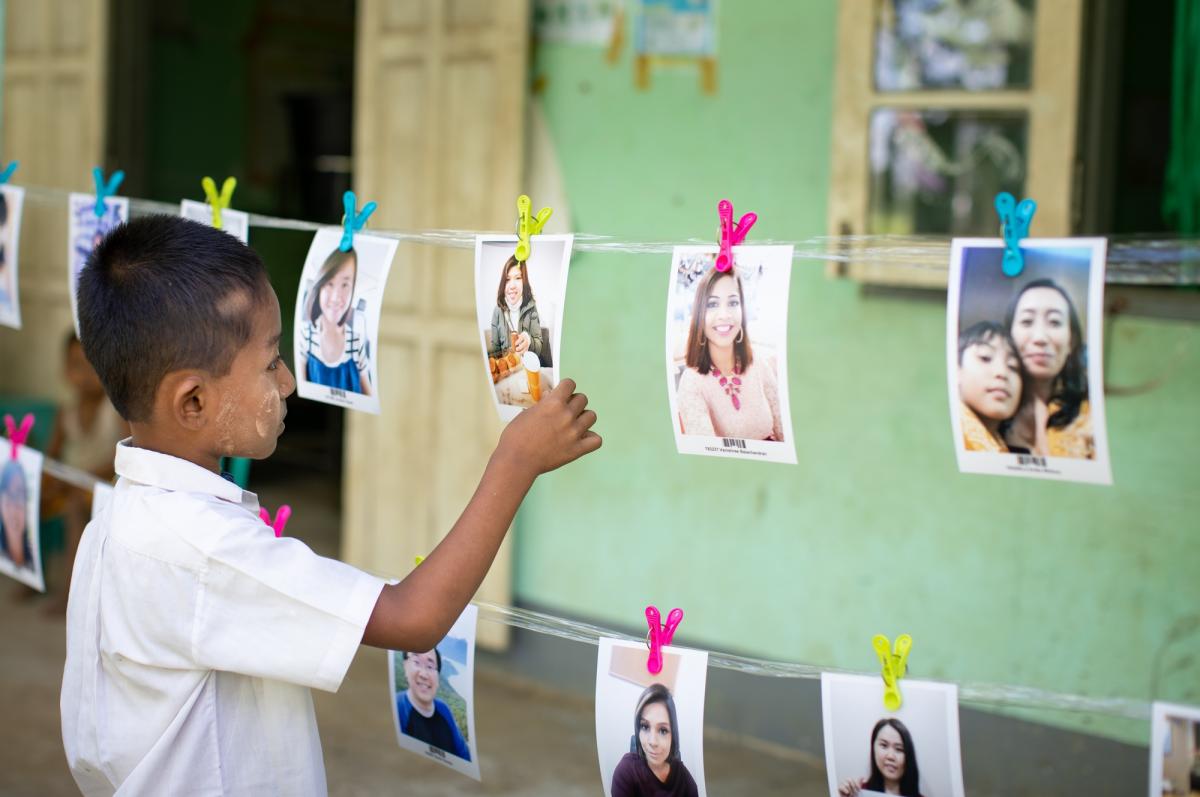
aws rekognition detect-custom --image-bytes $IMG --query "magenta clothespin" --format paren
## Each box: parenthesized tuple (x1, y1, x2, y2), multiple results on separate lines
(259, 505, 292, 538)
(4, 413, 34, 460)
(714, 199, 757, 272)
(645, 605, 684, 675)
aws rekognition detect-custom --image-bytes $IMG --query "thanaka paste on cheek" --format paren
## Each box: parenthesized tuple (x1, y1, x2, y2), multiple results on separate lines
(254, 387, 283, 440)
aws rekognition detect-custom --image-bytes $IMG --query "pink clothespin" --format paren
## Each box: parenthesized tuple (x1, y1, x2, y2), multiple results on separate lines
(259, 505, 292, 538)
(4, 413, 34, 460)
(645, 605, 684, 675)
(714, 199, 757, 273)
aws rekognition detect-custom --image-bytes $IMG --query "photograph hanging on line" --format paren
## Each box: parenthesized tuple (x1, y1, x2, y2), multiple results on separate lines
(387, 604, 480, 781)
(595, 637, 708, 797)
(293, 227, 398, 415)
(179, 199, 250, 244)
(665, 245, 796, 464)
(945, 238, 1111, 484)
(68, 193, 129, 334)
(0, 443, 45, 592)
(474, 234, 573, 423)
(822, 673, 965, 797)
(1148, 701, 1200, 797)
(0, 185, 26, 329)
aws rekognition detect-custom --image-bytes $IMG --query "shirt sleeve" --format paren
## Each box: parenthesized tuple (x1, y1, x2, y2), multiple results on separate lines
(187, 504, 386, 692)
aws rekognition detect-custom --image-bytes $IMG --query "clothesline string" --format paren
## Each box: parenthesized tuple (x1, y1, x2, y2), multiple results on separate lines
(19, 185, 1200, 285)
(35, 455, 1151, 723)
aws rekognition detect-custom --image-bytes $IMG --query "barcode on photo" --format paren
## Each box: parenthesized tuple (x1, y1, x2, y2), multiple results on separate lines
(1017, 455, 1047, 467)
(329, 388, 346, 399)
(722, 438, 747, 449)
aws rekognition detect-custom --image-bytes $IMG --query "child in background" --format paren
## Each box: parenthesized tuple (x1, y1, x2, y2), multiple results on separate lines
(62, 216, 601, 794)
(957, 320, 1025, 453)
(42, 333, 127, 613)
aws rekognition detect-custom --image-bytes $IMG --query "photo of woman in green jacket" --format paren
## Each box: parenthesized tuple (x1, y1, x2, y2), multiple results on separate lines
(488, 255, 546, 365)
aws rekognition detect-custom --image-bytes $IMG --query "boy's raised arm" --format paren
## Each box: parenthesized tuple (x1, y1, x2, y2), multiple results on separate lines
(361, 378, 600, 651)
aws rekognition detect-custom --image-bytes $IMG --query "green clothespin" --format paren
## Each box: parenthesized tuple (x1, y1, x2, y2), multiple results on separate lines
(201, 176, 237, 230)
(514, 194, 552, 263)
(873, 633, 912, 711)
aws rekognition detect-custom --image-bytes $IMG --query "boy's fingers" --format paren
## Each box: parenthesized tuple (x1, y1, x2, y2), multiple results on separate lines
(552, 378, 576, 400)
(567, 391, 588, 415)
(576, 430, 602, 454)
(575, 410, 597, 432)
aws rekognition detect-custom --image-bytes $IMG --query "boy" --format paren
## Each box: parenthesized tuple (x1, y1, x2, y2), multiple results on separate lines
(60, 216, 601, 795)
(957, 320, 1024, 453)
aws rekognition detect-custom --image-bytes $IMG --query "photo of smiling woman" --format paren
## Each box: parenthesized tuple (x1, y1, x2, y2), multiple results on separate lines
(665, 245, 795, 464)
(294, 228, 398, 414)
(946, 238, 1111, 484)
(822, 673, 964, 797)
(0, 446, 44, 592)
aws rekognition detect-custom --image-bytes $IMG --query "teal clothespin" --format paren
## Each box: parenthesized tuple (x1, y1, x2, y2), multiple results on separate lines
(994, 192, 1037, 277)
(873, 633, 912, 711)
(0, 161, 18, 184)
(339, 190, 376, 252)
(92, 167, 125, 218)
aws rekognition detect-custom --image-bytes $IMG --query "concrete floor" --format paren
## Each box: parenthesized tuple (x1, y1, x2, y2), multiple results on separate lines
(0, 469, 824, 796)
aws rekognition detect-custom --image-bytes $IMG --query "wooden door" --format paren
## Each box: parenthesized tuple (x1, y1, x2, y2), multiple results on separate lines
(828, 0, 1085, 287)
(1, 0, 109, 394)
(349, 0, 529, 649)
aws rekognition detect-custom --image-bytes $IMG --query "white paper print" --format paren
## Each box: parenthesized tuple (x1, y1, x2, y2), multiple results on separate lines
(293, 228, 398, 415)
(0, 444, 45, 592)
(0, 185, 26, 329)
(595, 637, 709, 797)
(946, 238, 1112, 484)
(388, 604, 481, 780)
(474, 235, 573, 423)
(822, 673, 965, 797)
(180, 199, 250, 244)
(68, 193, 129, 334)
(665, 245, 796, 464)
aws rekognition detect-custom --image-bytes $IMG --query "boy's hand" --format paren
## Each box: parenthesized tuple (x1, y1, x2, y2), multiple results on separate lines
(498, 378, 600, 476)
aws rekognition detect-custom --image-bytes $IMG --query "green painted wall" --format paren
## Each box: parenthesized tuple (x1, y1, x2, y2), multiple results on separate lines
(516, 1, 1200, 745)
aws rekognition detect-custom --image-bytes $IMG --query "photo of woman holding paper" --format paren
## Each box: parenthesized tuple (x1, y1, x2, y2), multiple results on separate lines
(610, 683, 700, 797)
(836, 718, 922, 797)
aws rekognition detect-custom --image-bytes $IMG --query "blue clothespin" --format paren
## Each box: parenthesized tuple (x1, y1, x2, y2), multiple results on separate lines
(994, 192, 1037, 277)
(0, 162, 18, 185)
(339, 190, 376, 252)
(92, 167, 125, 218)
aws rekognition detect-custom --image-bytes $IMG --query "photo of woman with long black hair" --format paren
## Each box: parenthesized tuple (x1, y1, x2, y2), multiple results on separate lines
(611, 683, 699, 797)
(837, 718, 922, 797)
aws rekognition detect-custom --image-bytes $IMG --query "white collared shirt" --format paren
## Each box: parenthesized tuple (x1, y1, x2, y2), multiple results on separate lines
(61, 441, 386, 796)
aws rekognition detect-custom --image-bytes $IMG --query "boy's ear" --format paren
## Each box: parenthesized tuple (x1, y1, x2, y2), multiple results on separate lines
(160, 371, 210, 431)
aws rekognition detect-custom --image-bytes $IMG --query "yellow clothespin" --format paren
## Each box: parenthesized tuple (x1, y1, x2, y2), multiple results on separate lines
(873, 633, 912, 711)
(201, 176, 237, 230)
(414, 555, 425, 566)
(514, 194, 552, 263)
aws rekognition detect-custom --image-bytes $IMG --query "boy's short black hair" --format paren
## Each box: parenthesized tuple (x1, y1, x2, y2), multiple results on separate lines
(957, 320, 1017, 364)
(77, 215, 271, 422)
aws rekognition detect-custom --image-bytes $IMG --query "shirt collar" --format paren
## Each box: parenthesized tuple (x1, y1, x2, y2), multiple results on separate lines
(114, 439, 260, 513)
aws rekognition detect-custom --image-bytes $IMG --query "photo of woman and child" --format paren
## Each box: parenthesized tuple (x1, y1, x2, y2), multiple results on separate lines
(947, 239, 1111, 484)
(665, 245, 795, 463)
(595, 638, 708, 797)
(822, 673, 964, 797)
(0, 444, 44, 592)
(474, 235, 573, 422)
(294, 228, 398, 415)
(0, 185, 25, 329)
(388, 605, 480, 780)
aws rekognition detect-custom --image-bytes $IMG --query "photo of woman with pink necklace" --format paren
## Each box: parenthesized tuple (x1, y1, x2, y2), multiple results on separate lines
(666, 246, 796, 464)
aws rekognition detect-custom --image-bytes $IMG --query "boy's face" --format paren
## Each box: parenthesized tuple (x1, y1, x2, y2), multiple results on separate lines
(209, 289, 296, 460)
(959, 336, 1021, 421)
